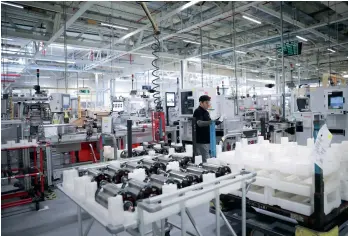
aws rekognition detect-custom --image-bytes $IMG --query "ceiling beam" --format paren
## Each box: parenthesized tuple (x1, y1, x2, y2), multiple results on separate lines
(253, 3, 348, 50)
(34, 1, 94, 59)
(83, 1, 258, 71)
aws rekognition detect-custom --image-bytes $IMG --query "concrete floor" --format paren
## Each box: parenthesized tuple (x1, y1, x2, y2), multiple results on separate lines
(1, 189, 245, 236)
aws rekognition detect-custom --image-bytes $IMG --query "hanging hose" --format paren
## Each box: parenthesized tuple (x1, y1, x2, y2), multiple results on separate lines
(151, 35, 161, 111)
(139, 2, 162, 111)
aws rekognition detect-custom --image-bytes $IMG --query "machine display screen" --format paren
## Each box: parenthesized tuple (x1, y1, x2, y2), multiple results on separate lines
(62, 95, 70, 108)
(166, 92, 175, 107)
(329, 96, 344, 109)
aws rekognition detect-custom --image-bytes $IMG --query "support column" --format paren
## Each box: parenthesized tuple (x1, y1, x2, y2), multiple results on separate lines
(180, 60, 186, 89)
(280, 1, 285, 120)
(95, 73, 99, 109)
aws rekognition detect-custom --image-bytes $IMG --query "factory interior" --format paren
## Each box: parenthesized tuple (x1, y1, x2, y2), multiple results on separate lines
(1, 1, 348, 236)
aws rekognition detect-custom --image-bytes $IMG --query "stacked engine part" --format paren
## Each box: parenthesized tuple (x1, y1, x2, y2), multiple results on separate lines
(81, 155, 232, 212)
(119, 142, 188, 159)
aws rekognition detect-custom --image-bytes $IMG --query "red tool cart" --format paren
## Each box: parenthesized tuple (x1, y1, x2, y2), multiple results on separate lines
(1, 144, 45, 210)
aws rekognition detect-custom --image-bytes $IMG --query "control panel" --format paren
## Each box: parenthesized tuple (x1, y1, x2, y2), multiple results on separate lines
(49, 93, 70, 112)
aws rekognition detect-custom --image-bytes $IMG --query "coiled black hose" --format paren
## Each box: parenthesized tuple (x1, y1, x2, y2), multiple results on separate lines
(151, 34, 162, 111)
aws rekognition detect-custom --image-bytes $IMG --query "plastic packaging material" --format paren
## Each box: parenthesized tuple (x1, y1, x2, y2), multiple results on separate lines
(104, 146, 115, 160)
(195, 155, 202, 165)
(74, 176, 91, 200)
(85, 181, 98, 201)
(281, 137, 288, 145)
(148, 150, 156, 156)
(108, 195, 125, 224)
(168, 148, 175, 155)
(63, 169, 78, 192)
(166, 161, 180, 171)
(128, 169, 146, 182)
(185, 144, 193, 155)
(109, 160, 121, 169)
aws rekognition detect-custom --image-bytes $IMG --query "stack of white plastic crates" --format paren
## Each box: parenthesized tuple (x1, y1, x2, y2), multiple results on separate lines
(216, 136, 347, 216)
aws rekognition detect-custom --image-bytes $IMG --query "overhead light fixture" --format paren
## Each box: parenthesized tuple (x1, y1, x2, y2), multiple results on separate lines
(37, 58, 75, 64)
(267, 57, 276, 61)
(343, 75, 348, 78)
(182, 0, 200, 10)
(101, 22, 128, 30)
(141, 55, 155, 59)
(183, 40, 200, 45)
(188, 58, 201, 62)
(1, 37, 13, 41)
(327, 48, 336, 53)
(296, 36, 308, 42)
(78, 78, 89, 81)
(242, 15, 261, 24)
(296, 63, 300, 66)
(235, 50, 247, 54)
(1, 2, 23, 8)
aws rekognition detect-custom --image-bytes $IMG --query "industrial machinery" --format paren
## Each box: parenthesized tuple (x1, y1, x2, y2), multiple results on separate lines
(95, 179, 153, 211)
(166, 170, 199, 188)
(295, 87, 348, 145)
(168, 153, 193, 168)
(146, 174, 179, 194)
(138, 158, 166, 175)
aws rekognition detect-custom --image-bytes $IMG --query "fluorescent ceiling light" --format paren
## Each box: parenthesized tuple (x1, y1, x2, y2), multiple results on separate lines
(242, 15, 261, 24)
(296, 63, 300, 66)
(1, 2, 23, 8)
(1, 37, 13, 41)
(247, 79, 275, 84)
(267, 57, 276, 61)
(141, 55, 155, 59)
(183, 40, 200, 45)
(78, 78, 89, 81)
(296, 36, 308, 42)
(235, 50, 246, 54)
(182, 0, 200, 10)
(343, 75, 348, 78)
(327, 48, 336, 53)
(101, 22, 128, 30)
(188, 58, 201, 62)
(37, 58, 75, 64)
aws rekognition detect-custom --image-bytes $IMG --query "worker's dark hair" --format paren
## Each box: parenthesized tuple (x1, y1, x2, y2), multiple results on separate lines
(199, 95, 211, 102)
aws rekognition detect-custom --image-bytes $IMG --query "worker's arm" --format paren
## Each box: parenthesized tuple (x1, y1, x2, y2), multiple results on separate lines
(194, 109, 212, 127)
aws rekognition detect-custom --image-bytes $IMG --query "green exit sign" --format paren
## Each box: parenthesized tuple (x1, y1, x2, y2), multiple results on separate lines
(276, 41, 302, 57)
(79, 89, 90, 94)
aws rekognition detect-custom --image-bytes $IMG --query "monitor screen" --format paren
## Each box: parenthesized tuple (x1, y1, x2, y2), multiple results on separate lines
(62, 95, 70, 108)
(166, 92, 175, 107)
(329, 96, 344, 109)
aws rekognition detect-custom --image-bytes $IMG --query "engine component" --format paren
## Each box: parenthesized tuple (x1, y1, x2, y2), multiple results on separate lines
(132, 149, 148, 156)
(147, 174, 179, 195)
(167, 170, 199, 188)
(185, 166, 215, 182)
(153, 145, 169, 155)
(120, 150, 129, 159)
(139, 158, 166, 174)
(95, 179, 153, 211)
(169, 154, 193, 168)
(155, 155, 175, 165)
(106, 166, 129, 184)
(122, 162, 149, 175)
(172, 144, 185, 153)
(122, 179, 153, 203)
(201, 163, 231, 177)
(87, 169, 111, 187)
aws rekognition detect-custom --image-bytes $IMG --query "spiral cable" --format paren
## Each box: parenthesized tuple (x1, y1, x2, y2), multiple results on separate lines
(151, 34, 162, 111)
